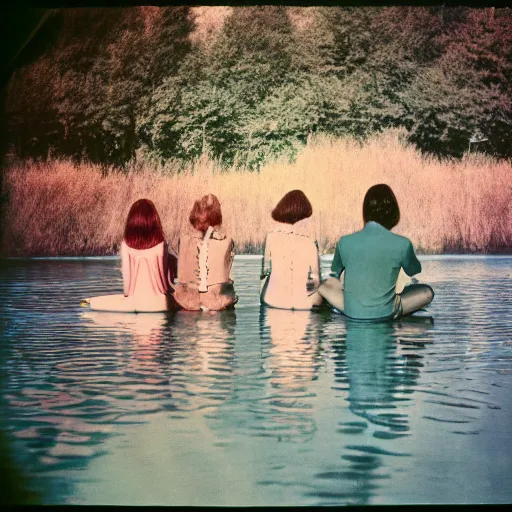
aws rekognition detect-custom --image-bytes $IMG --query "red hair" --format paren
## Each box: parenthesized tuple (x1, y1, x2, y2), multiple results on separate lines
(189, 194, 223, 234)
(124, 199, 165, 250)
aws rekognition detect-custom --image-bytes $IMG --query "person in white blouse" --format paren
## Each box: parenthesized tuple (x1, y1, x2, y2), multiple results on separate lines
(260, 190, 324, 310)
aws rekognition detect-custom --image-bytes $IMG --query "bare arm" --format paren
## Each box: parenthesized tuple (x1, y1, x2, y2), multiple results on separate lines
(309, 240, 321, 288)
(227, 238, 235, 280)
(120, 241, 130, 296)
(167, 242, 178, 286)
(261, 233, 271, 279)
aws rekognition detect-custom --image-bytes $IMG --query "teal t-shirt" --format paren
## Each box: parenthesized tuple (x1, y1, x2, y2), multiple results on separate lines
(331, 221, 422, 320)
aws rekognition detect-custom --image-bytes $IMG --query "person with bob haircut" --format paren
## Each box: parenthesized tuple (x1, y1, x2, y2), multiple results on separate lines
(260, 189, 323, 310)
(173, 193, 237, 311)
(83, 198, 177, 312)
(319, 184, 434, 320)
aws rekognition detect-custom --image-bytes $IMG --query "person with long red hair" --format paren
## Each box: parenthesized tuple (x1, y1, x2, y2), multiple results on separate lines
(83, 199, 177, 312)
(173, 194, 237, 311)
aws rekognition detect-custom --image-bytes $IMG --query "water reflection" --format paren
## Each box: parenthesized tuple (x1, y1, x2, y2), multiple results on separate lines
(257, 308, 324, 443)
(80, 309, 238, 414)
(1, 257, 511, 505)
(347, 318, 433, 430)
(169, 310, 237, 412)
(309, 316, 434, 505)
(3, 304, 238, 503)
(263, 308, 323, 385)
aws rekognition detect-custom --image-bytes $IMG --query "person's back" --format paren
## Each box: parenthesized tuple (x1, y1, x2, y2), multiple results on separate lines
(336, 222, 421, 319)
(177, 230, 234, 287)
(260, 190, 323, 310)
(173, 194, 237, 311)
(319, 184, 434, 320)
(121, 240, 170, 312)
(85, 198, 174, 313)
(263, 228, 319, 310)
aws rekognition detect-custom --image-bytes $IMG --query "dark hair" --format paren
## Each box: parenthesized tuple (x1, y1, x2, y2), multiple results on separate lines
(189, 194, 223, 234)
(362, 184, 400, 230)
(271, 190, 313, 225)
(124, 198, 165, 250)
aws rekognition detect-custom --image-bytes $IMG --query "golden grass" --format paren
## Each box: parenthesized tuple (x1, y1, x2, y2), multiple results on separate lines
(2, 130, 511, 256)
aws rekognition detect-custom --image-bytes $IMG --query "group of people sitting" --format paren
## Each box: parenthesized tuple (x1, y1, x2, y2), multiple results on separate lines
(85, 184, 434, 321)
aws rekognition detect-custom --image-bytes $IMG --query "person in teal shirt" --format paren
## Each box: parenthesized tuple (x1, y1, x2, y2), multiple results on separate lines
(319, 184, 434, 320)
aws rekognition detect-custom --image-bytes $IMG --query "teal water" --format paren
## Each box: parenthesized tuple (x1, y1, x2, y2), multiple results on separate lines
(1, 256, 511, 505)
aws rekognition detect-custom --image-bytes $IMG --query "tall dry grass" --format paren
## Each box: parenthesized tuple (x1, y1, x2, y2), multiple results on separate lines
(2, 131, 511, 256)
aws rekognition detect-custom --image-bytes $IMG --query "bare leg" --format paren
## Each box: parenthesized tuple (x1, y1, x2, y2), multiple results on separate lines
(317, 276, 344, 311)
(308, 290, 324, 307)
(397, 284, 434, 317)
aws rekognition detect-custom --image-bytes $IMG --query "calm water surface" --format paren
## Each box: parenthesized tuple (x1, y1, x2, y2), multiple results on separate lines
(1, 256, 511, 505)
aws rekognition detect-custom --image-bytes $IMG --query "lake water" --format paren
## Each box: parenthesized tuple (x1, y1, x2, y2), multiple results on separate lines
(1, 255, 511, 505)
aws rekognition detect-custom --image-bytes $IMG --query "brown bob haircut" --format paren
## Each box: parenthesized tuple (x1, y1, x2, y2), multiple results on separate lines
(189, 194, 223, 233)
(362, 184, 400, 230)
(272, 189, 313, 225)
(124, 198, 165, 250)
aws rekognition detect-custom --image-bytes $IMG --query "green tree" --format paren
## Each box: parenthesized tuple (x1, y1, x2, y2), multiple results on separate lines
(144, 6, 299, 167)
(6, 7, 195, 166)
(434, 8, 512, 156)
(400, 8, 512, 157)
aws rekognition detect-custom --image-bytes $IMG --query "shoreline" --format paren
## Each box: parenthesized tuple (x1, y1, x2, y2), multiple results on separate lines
(4, 254, 512, 261)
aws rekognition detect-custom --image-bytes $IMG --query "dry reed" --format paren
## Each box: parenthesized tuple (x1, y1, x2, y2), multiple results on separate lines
(2, 131, 511, 256)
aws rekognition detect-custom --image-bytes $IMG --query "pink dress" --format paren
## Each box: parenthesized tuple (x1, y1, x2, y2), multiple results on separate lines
(88, 241, 175, 312)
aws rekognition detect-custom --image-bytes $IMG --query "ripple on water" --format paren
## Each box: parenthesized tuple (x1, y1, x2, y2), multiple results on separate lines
(0, 257, 511, 505)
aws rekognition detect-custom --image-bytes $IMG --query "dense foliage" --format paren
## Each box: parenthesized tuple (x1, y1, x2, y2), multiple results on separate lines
(5, 6, 512, 168)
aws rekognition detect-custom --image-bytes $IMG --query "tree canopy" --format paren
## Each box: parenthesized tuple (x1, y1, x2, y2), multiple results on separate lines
(5, 6, 512, 168)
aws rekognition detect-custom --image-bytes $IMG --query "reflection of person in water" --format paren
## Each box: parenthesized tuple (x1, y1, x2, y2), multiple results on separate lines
(81, 311, 174, 411)
(2, 310, 177, 490)
(81, 308, 238, 444)
(311, 317, 434, 505)
(170, 310, 237, 381)
(337, 317, 433, 432)
(82, 310, 237, 405)
(256, 308, 324, 442)
(262, 308, 323, 385)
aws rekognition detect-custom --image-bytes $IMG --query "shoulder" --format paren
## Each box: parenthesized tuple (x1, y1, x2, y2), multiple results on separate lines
(150, 241, 166, 250)
(338, 231, 357, 246)
(216, 236, 234, 250)
(305, 236, 318, 249)
(179, 233, 196, 248)
(265, 231, 277, 243)
(383, 232, 415, 257)
(180, 232, 194, 242)
(390, 231, 413, 248)
(121, 240, 165, 256)
(211, 228, 228, 241)
(212, 229, 231, 243)
(120, 240, 128, 258)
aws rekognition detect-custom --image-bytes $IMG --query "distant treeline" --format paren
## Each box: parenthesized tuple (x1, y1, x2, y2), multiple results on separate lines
(5, 6, 512, 168)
